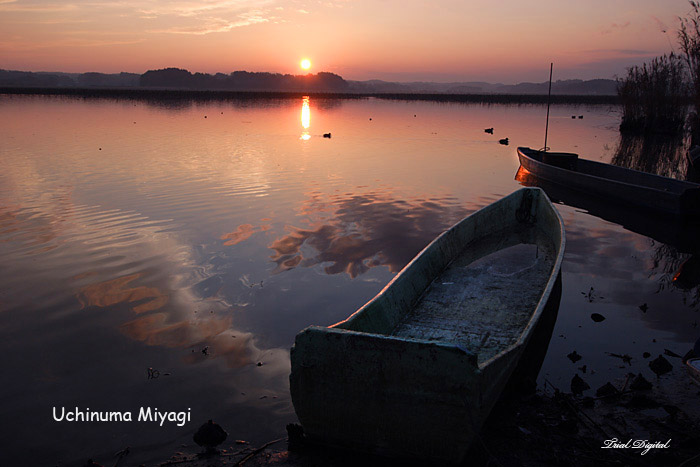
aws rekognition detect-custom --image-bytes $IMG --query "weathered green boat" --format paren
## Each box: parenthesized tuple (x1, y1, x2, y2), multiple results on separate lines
(289, 187, 565, 463)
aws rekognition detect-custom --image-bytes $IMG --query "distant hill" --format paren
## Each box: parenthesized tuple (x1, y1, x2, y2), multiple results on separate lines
(0, 68, 618, 95)
(347, 78, 618, 95)
(77, 72, 140, 87)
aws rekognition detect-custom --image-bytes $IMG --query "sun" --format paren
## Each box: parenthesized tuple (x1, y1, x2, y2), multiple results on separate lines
(300, 59, 311, 71)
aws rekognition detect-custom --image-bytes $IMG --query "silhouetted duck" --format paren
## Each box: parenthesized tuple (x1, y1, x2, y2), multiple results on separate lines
(323, 133, 331, 138)
(578, 115, 583, 119)
(484, 128, 494, 134)
(194, 419, 228, 454)
(499, 138, 509, 145)
(571, 116, 576, 119)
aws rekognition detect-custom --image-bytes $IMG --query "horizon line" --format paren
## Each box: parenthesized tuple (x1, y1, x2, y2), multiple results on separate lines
(1, 66, 619, 85)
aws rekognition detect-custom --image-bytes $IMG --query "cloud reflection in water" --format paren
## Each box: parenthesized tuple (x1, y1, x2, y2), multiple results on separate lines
(267, 190, 470, 278)
(77, 272, 169, 313)
(221, 223, 270, 246)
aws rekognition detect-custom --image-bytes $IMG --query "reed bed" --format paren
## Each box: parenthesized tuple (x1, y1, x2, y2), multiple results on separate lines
(680, 1, 700, 145)
(617, 54, 688, 135)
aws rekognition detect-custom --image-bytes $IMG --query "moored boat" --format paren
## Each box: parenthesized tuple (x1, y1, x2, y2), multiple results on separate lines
(289, 187, 565, 463)
(517, 147, 700, 216)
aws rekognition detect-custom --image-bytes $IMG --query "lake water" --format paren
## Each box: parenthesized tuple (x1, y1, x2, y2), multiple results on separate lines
(1, 94, 698, 466)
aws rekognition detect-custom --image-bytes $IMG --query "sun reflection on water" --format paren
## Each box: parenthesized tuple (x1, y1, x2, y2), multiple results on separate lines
(300, 96, 310, 140)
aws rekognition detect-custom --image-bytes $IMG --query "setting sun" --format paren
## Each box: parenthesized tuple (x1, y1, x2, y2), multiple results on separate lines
(300, 59, 311, 71)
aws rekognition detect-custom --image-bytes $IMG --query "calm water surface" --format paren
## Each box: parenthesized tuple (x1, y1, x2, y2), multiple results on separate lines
(1, 95, 698, 465)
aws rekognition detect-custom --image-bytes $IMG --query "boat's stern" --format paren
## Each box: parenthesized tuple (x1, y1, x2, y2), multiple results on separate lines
(289, 326, 481, 463)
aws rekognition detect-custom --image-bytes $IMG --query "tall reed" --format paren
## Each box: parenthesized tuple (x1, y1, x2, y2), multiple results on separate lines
(679, 1, 700, 145)
(617, 53, 688, 135)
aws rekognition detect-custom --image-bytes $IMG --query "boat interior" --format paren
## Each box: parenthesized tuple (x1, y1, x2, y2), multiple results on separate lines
(391, 226, 556, 365)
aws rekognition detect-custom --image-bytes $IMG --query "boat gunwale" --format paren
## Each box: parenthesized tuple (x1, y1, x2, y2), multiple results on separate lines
(331, 187, 566, 370)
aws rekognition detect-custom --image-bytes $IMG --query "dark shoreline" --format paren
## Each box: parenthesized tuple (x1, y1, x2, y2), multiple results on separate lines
(0, 86, 619, 105)
(151, 380, 700, 467)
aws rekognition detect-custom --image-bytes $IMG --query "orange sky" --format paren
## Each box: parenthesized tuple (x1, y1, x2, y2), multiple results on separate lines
(0, 0, 693, 82)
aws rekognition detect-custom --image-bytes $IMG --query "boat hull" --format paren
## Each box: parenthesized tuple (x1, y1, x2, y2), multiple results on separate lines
(688, 358, 700, 385)
(289, 188, 565, 463)
(517, 147, 700, 216)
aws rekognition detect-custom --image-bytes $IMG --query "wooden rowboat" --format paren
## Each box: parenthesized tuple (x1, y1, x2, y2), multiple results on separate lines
(289, 187, 565, 463)
(517, 147, 700, 216)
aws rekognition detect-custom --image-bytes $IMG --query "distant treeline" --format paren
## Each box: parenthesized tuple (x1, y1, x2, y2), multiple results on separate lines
(0, 86, 619, 105)
(0, 67, 349, 92)
(0, 69, 140, 88)
(140, 68, 349, 92)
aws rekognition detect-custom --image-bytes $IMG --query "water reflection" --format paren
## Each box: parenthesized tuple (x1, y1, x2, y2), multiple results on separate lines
(612, 132, 689, 179)
(221, 223, 271, 246)
(0, 164, 293, 464)
(516, 169, 700, 352)
(521, 129, 700, 317)
(120, 310, 276, 370)
(672, 255, 700, 291)
(0, 189, 285, 371)
(267, 190, 469, 277)
(653, 246, 700, 309)
(4, 95, 699, 464)
(300, 96, 310, 140)
(515, 167, 700, 253)
(77, 273, 169, 313)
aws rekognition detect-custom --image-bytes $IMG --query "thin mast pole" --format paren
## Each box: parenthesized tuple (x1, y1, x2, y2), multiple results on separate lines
(543, 62, 553, 152)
